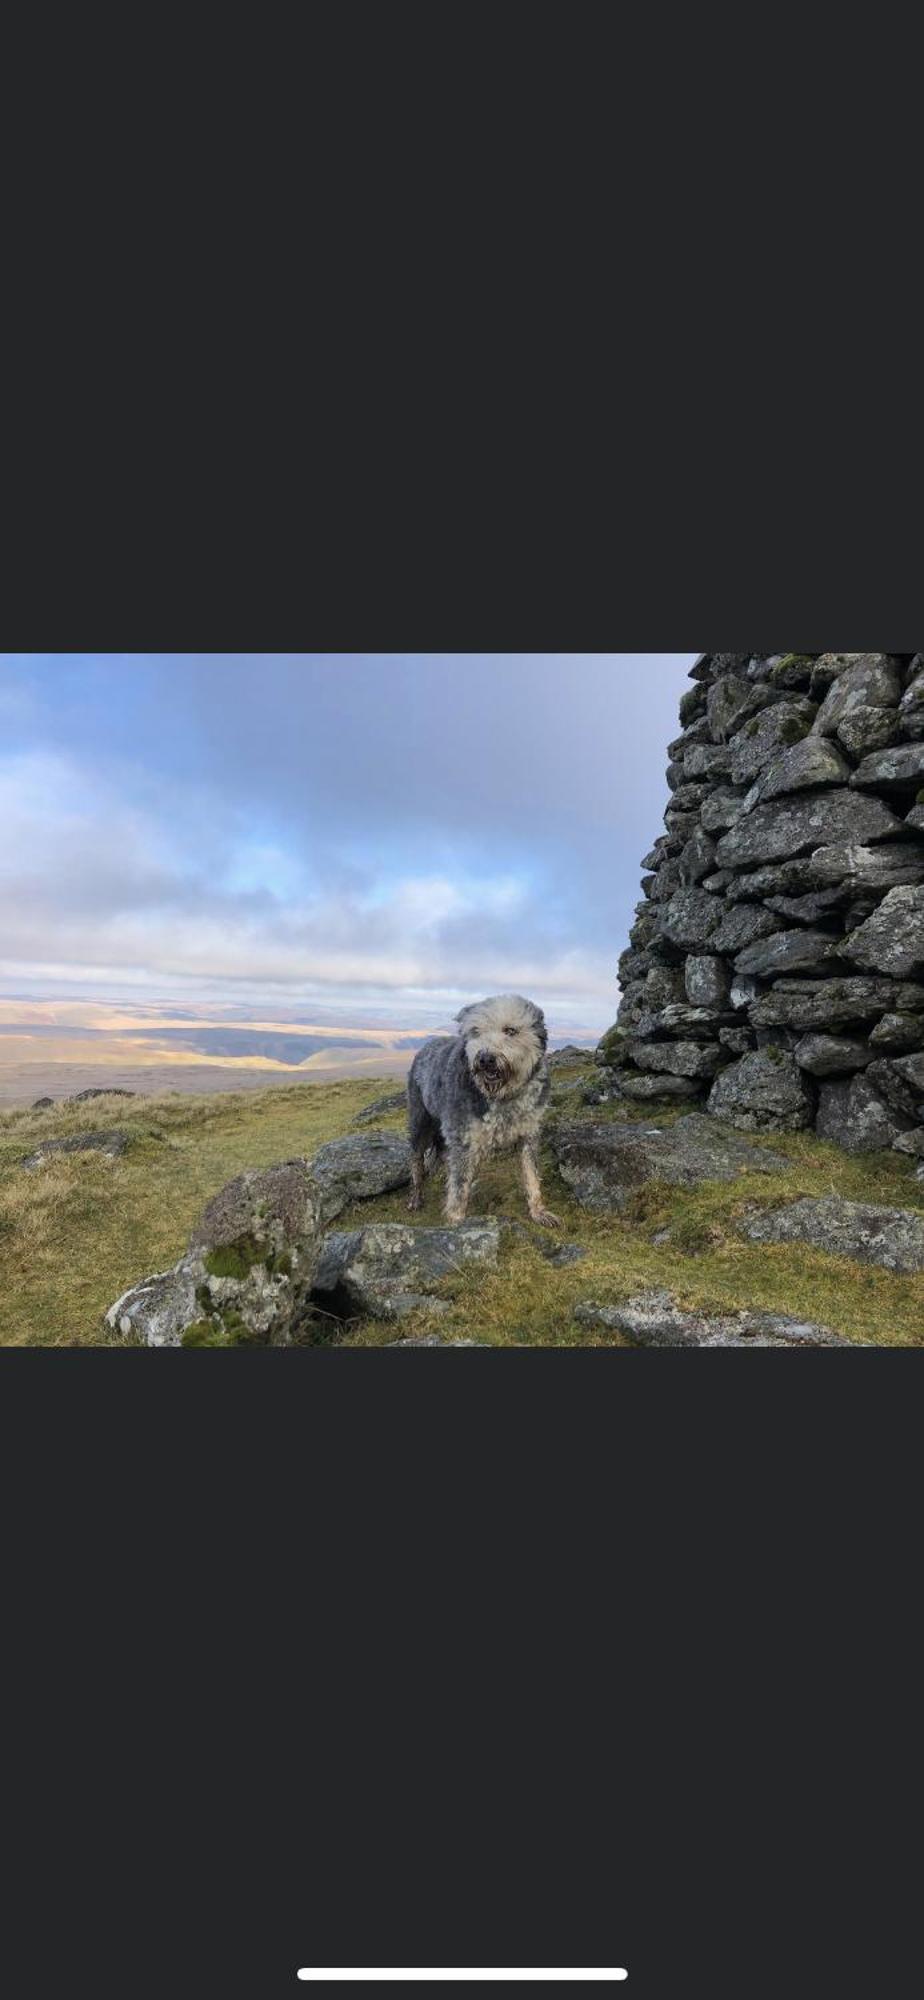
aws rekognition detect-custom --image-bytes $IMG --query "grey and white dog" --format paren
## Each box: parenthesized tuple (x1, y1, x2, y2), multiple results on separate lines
(407, 994, 561, 1227)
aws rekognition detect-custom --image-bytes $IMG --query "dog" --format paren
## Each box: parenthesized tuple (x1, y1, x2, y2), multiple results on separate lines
(407, 994, 561, 1228)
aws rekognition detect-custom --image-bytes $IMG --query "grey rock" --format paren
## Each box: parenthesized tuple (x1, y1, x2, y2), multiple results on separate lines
(541, 1242, 588, 1267)
(710, 903, 783, 955)
(309, 1132, 413, 1221)
(550, 1113, 787, 1214)
(69, 1087, 137, 1102)
(869, 1014, 924, 1053)
(892, 1129, 924, 1159)
(812, 654, 902, 739)
(865, 1058, 923, 1120)
(655, 886, 723, 953)
(716, 789, 904, 870)
(719, 1026, 756, 1055)
(30, 1097, 54, 1110)
(106, 1258, 206, 1348)
(683, 742, 734, 782)
(22, 1129, 130, 1170)
(352, 1090, 408, 1125)
(842, 886, 924, 979)
(616, 1073, 703, 1102)
(312, 1220, 500, 1320)
(386, 1336, 484, 1347)
(548, 1045, 595, 1068)
(850, 743, 924, 792)
(644, 965, 687, 1009)
(898, 671, 924, 740)
(678, 826, 718, 884)
(750, 978, 924, 1032)
(815, 1075, 914, 1153)
(742, 735, 851, 812)
(810, 842, 924, 891)
(907, 806, 924, 834)
(740, 1196, 924, 1275)
(728, 699, 817, 784)
(189, 1157, 323, 1258)
(573, 1290, 853, 1349)
(890, 1052, 924, 1100)
(707, 675, 781, 742)
(735, 929, 844, 979)
(700, 788, 748, 833)
(764, 887, 852, 925)
(685, 956, 732, 1009)
(794, 1035, 874, 1077)
(628, 1039, 724, 1080)
(837, 705, 901, 757)
(707, 1050, 815, 1132)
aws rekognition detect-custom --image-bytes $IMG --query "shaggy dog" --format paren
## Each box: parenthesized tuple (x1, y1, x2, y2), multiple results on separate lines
(407, 994, 560, 1227)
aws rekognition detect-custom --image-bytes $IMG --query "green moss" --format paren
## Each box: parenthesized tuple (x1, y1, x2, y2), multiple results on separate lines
(181, 1320, 226, 1348)
(203, 1233, 264, 1280)
(771, 653, 814, 680)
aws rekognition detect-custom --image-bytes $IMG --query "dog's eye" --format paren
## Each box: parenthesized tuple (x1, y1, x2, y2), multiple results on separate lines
(504, 1026, 519, 1036)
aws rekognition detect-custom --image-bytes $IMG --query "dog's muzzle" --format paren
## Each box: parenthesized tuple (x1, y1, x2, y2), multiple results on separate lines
(473, 1051, 511, 1090)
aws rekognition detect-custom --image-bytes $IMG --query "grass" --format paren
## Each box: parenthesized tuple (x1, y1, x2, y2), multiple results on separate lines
(2, 1067, 924, 1347)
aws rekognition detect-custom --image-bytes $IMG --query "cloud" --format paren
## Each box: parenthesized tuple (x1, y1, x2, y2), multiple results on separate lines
(0, 655, 697, 1030)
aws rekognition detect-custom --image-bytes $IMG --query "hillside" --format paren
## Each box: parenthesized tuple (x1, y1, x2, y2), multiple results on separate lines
(2, 1066, 924, 1347)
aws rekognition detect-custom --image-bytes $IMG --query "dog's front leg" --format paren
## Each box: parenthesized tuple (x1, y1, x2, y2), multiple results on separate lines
(521, 1140, 561, 1229)
(444, 1142, 474, 1225)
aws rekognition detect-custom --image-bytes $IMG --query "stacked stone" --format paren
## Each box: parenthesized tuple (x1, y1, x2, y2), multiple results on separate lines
(605, 652, 924, 1152)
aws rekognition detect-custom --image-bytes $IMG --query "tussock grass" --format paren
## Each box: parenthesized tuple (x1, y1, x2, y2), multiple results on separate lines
(2, 1068, 923, 1347)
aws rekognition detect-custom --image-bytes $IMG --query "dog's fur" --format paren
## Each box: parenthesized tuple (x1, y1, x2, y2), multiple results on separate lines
(407, 994, 560, 1227)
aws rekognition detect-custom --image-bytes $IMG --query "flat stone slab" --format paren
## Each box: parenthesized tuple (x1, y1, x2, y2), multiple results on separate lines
(739, 1195, 924, 1274)
(574, 1290, 854, 1348)
(312, 1220, 501, 1320)
(550, 1113, 788, 1214)
(22, 1129, 130, 1169)
(352, 1090, 408, 1126)
(309, 1132, 412, 1221)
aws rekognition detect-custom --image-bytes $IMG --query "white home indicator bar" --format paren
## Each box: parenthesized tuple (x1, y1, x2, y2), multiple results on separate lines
(297, 1975, 628, 1984)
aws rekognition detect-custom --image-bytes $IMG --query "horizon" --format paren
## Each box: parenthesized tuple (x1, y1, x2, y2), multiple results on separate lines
(0, 654, 696, 1042)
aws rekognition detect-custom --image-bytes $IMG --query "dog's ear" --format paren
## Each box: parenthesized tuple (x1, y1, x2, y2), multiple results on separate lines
(454, 1005, 476, 1034)
(524, 999, 548, 1050)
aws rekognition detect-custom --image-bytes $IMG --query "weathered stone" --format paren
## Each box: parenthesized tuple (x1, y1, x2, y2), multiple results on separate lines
(810, 843, 924, 891)
(643, 965, 687, 1009)
(550, 1114, 787, 1214)
(893, 1129, 924, 1159)
(842, 886, 924, 979)
(742, 735, 851, 811)
(710, 903, 783, 955)
(311, 1220, 500, 1320)
(815, 1075, 914, 1152)
(898, 671, 924, 740)
(837, 706, 901, 757)
(794, 1035, 874, 1077)
(655, 886, 723, 952)
(683, 742, 734, 782)
(811, 654, 902, 739)
(22, 1129, 130, 1170)
(750, 978, 924, 1032)
(628, 1039, 724, 1080)
(190, 1158, 322, 1257)
(764, 887, 851, 925)
(573, 1290, 853, 1349)
(865, 1058, 923, 1120)
(707, 675, 781, 742)
(106, 1258, 207, 1349)
(869, 1014, 924, 1052)
(616, 1073, 702, 1102)
(716, 789, 904, 869)
(735, 929, 844, 979)
(728, 699, 817, 785)
(850, 743, 924, 793)
(889, 1052, 924, 1101)
(309, 1132, 413, 1222)
(70, 1087, 137, 1103)
(707, 1050, 815, 1132)
(352, 1090, 408, 1125)
(700, 788, 748, 833)
(740, 1196, 924, 1274)
(685, 956, 732, 1009)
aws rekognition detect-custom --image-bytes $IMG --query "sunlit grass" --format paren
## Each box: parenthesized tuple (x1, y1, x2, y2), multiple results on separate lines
(2, 1067, 923, 1347)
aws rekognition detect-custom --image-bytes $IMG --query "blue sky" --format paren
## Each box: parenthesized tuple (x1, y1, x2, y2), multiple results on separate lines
(0, 654, 695, 1036)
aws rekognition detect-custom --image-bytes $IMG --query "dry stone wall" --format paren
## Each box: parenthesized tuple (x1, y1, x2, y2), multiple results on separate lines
(604, 653, 924, 1153)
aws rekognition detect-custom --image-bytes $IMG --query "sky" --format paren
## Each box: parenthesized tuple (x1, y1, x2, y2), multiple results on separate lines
(0, 654, 696, 1037)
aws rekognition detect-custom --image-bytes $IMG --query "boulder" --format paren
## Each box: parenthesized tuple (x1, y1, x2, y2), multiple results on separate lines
(352, 1090, 408, 1125)
(550, 1113, 788, 1214)
(309, 1132, 413, 1221)
(742, 734, 851, 811)
(815, 1075, 915, 1153)
(734, 929, 845, 979)
(842, 886, 924, 979)
(107, 1157, 325, 1347)
(810, 842, 924, 891)
(869, 1014, 924, 1052)
(311, 1220, 500, 1321)
(728, 699, 816, 785)
(706, 1050, 815, 1132)
(850, 743, 924, 792)
(573, 1290, 854, 1349)
(794, 1035, 874, 1077)
(655, 886, 723, 953)
(616, 1073, 703, 1102)
(628, 1039, 724, 1080)
(710, 903, 783, 955)
(715, 789, 904, 870)
(811, 654, 902, 739)
(22, 1129, 130, 1170)
(750, 978, 924, 1032)
(740, 1196, 924, 1274)
(685, 956, 732, 1009)
(69, 1086, 137, 1103)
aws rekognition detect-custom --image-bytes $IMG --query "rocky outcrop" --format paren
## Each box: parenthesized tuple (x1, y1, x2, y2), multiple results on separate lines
(549, 1112, 787, 1213)
(573, 1290, 855, 1348)
(739, 1195, 924, 1274)
(22, 1129, 130, 1169)
(605, 653, 924, 1149)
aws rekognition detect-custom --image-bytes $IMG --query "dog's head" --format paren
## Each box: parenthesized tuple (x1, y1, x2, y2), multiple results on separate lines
(455, 994, 548, 1100)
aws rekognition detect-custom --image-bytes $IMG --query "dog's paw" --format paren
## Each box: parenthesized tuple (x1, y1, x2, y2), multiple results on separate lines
(529, 1206, 562, 1231)
(406, 1192, 423, 1212)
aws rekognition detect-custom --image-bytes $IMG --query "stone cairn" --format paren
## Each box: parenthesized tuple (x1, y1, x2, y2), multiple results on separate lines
(601, 653, 924, 1153)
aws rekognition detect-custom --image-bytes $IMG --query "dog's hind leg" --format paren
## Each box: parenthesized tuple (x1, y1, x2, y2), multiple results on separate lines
(521, 1139, 561, 1229)
(407, 1073, 437, 1212)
